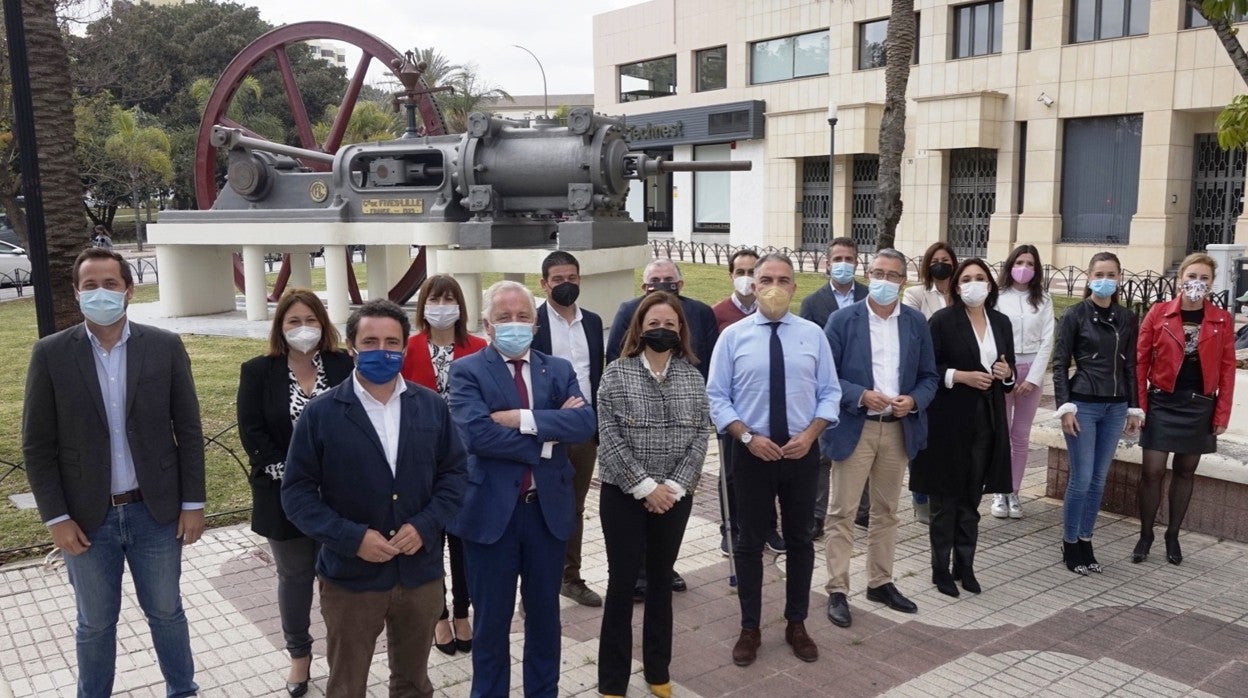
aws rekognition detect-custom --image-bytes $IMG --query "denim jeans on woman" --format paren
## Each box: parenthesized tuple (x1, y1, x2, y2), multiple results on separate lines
(62, 502, 197, 698)
(1061, 401, 1128, 541)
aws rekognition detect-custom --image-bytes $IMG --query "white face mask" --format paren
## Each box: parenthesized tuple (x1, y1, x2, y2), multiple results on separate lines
(424, 304, 460, 330)
(732, 274, 755, 297)
(960, 281, 990, 307)
(284, 325, 321, 354)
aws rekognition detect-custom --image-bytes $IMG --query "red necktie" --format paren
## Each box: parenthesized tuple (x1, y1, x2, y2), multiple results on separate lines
(510, 360, 533, 492)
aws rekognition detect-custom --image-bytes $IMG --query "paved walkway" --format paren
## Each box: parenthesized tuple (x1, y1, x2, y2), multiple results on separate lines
(2, 443, 1246, 697)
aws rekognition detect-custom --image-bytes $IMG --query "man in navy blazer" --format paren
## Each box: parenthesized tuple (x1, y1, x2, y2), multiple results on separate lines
(799, 236, 870, 538)
(532, 250, 606, 608)
(283, 299, 467, 697)
(820, 249, 939, 629)
(449, 280, 597, 698)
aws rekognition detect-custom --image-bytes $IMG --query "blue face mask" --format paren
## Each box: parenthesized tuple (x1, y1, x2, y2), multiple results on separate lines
(355, 349, 404, 384)
(79, 287, 127, 326)
(492, 322, 534, 357)
(829, 261, 856, 285)
(1088, 278, 1118, 299)
(868, 279, 900, 305)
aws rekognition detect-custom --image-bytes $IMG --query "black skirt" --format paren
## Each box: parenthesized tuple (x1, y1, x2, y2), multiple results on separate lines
(1139, 388, 1217, 455)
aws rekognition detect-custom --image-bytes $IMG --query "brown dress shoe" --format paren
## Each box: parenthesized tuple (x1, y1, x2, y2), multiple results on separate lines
(784, 621, 818, 662)
(732, 627, 762, 666)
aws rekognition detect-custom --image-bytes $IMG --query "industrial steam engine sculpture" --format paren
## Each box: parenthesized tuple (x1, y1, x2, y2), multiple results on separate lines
(208, 107, 749, 251)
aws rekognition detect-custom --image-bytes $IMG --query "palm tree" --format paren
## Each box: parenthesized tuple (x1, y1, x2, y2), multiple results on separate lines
(104, 107, 172, 251)
(407, 46, 461, 89)
(437, 64, 513, 133)
(875, 1, 916, 250)
(312, 101, 400, 145)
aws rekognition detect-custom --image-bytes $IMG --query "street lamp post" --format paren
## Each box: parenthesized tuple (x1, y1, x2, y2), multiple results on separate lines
(827, 102, 838, 249)
(512, 44, 549, 119)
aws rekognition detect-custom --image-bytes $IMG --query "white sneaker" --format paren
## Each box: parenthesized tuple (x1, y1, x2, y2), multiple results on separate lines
(991, 494, 1009, 518)
(1007, 493, 1023, 519)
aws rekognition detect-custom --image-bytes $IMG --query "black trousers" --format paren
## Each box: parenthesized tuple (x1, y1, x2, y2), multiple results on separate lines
(929, 398, 993, 574)
(731, 442, 818, 629)
(438, 531, 469, 620)
(598, 483, 693, 694)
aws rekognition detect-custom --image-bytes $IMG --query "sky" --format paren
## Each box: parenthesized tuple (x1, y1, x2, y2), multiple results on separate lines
(241, 0, 645, 96)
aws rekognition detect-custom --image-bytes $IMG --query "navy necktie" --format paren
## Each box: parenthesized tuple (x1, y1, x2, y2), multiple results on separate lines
(768, 322, 789, 445)
(510, 359, 533, 492)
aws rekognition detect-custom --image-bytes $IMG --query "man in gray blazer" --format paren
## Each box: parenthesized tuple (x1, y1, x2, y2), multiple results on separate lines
(23, 248, 205, 698)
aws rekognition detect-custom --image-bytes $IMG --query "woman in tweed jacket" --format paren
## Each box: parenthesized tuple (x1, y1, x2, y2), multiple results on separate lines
(596, 291, 710, 698)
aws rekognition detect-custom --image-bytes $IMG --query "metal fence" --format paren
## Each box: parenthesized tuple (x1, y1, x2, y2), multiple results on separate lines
(648, 239, 1233, 316)
(1, 257, 160, 297)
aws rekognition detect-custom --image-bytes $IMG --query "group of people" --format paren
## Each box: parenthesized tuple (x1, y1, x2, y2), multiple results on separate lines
(20, 241, 1236, 698)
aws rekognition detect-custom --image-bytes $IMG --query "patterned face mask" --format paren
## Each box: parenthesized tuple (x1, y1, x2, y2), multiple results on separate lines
(1182, 279, 1208, 303)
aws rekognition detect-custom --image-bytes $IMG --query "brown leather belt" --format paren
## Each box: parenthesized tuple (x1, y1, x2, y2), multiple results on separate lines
(110, 489, 143, 506)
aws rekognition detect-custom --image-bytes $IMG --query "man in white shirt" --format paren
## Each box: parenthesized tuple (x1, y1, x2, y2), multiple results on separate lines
(533, 251, 606, 607)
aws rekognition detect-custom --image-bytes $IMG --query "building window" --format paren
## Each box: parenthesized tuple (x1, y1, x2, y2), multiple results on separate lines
(1187, 7, 1248, 28)
(1023, 0, 1034, 49)
(694, 144, 731, 232)
(1016, 122, 1028, 214)
(953, 1, 1003, 58)
(857, 15, 920, 70)
(750, 30, 829, 84)
(1069, 0, 1148, 43)
(696, 46, 727, 92)
(619, 56, 676, 103)
(1061, 114, 1143, 244)
(851, 155, 880, 252)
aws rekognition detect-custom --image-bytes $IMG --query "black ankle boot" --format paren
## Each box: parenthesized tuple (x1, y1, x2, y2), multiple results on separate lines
(1164, 531, 1182, 565)
(1077, 539, 1102, 573)
(1062, 541, 1089, 575)
(932, 569, 959, 597)
(1132, 533, 1154, 563)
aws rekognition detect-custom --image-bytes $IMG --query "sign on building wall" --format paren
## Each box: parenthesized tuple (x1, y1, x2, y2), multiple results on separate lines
(620, 100, 765, 149)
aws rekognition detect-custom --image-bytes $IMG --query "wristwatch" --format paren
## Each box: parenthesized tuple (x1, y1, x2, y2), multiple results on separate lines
(740, 431, 755, 445)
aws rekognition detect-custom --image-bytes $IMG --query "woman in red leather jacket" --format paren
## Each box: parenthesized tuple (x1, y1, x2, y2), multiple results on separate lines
(1134, 252, 1237, 566)
(399, 274, 487, 654)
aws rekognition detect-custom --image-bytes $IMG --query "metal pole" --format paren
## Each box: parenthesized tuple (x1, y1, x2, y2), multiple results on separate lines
(512, 45, 549, 118)
(827, 115, 838, 246)
(3, 0, 56, 337)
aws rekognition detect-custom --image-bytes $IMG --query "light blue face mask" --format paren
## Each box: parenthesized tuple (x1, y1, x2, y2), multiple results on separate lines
(830, 261, 856, 285)
(492, 322, 534, 357)
(1088, 278, 1118, 299)
(868, 279, 900, 305)
(79, 288, 127, 326)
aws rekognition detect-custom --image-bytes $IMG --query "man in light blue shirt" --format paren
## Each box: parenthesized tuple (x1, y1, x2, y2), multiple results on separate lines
(707, 253, 840, 668)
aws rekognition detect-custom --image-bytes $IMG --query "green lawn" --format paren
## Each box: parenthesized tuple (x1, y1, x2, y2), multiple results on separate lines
(0, 262, 1086, 558)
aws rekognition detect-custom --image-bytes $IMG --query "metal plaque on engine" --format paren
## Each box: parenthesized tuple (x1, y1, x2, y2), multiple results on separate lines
(361, 198, 425, 214)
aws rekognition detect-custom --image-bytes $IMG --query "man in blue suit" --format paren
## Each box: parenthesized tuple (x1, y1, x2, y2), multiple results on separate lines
(282, 299, 467, 697)
(449, 280, 597, 698)
(532, 250, 606, 608)
(820, 249, 939, 629)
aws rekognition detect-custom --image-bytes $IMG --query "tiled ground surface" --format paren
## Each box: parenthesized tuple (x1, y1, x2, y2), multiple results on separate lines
(2, 443, 1246, 697)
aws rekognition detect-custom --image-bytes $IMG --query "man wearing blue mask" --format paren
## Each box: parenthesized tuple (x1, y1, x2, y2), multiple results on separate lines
(448, 280, 596, 698)
(23, 248, 205, 698)
(799, 237, 869, 540)
(283, 298, 467, 697)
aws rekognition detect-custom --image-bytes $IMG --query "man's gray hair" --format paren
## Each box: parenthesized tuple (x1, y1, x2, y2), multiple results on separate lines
(755, 252, 794, 270)
(481, 279, 535, 320)
(643, 258, 682, 281)
(872, 248, 907, 270)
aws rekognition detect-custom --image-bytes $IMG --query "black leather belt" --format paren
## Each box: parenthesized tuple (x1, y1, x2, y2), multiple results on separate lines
(865, 414, 901, 423)
(519, 490, 538, 504)
(111, 489, 143, 506)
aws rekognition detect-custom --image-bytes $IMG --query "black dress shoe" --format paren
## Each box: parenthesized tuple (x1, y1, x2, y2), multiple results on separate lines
(932, 569, 959, 597)
(671, 571, 687, 592)
(826, 592, 852, 627)
(1132, 533, 1153, 563)
(1164, 531, 1183, 565)
(866, 583, 918, 613)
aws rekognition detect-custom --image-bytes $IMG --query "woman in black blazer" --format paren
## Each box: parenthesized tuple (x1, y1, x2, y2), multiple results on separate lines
(237, 289, 353, 697)
(911, 259, 1016, 598)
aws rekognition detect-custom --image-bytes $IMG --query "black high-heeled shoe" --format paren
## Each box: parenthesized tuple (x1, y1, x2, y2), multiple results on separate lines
(1063, 541, 1089, 575)
(286, 655, 311, 697)
(453, 616, 472, 653)
(1164, 531, 1183, 565)
(434, 619, 456, 656)
(1131, 533, 1153, 563)
(955, 567, 982, 594)
(1077, 539, 1102, 573)
(932, 569, 960, 597)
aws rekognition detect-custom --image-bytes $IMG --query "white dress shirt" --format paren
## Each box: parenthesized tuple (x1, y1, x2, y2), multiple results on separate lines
(499, 347, 555, 461)
(943, 313, 1000, 388)
(351, 372, 407, 476)
(866, 301, 902, 415)
(546, 303, 593, 405)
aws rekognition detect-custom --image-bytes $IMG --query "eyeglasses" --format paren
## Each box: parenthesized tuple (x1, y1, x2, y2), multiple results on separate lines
(867, 270, 905, 283)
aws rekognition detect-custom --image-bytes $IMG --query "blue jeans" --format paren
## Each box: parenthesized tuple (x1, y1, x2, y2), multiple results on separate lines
(1062, 401, 1128, 542)
(62, 503, 197, 698)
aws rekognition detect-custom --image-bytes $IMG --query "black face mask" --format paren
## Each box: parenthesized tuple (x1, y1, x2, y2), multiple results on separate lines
(550, 281, 580, 306)
(640, 328, 681, 353)
(647, 281, 680, 295)
(929, 262, 954, 281)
